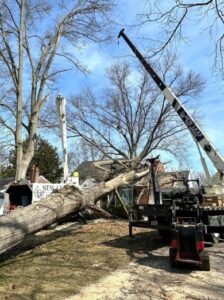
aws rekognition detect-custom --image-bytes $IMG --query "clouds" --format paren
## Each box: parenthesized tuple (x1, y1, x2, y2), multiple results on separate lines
(54, 1, 224, 175)
(84, 51, 105, 72)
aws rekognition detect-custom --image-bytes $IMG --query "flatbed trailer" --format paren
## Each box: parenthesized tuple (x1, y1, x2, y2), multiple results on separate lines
(129, 204, 224, 235)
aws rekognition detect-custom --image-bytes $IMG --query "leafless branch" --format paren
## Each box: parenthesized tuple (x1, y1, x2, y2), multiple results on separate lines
(140, 0, 224, 72)
(66, 55, 204, 164)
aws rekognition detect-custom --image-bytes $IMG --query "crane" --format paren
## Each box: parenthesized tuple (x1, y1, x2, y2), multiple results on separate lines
(119, 29, 224, 271)
(118, 29, 224, 184)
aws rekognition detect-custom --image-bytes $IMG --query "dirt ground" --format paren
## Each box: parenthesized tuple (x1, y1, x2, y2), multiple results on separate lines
(0, 220, 223, 300)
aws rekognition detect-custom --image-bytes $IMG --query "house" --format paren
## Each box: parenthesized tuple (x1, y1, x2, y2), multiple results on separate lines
(75, 160, 127, 183)
(0, 177, 14, 194)
(75, 160, 139, 207)
(75, 159, 193, 206)
(0, 177, 14, 215)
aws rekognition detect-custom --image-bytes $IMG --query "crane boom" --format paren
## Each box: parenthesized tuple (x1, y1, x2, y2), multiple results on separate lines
(118, 29, 224, 174)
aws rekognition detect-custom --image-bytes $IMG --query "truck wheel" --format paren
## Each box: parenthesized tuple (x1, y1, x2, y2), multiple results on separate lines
(199, 250, 210, 271)
(205, 216, 220, 244)
(169, 248, 177, 268)
(158, 229, 171, 242)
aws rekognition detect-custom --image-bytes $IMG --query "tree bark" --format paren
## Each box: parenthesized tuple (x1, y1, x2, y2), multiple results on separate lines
(0, 169, 148, 255)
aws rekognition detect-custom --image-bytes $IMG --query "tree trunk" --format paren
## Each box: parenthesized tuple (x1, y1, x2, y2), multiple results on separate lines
(19, 157, 33, 181)
(0, 169, 148, 255)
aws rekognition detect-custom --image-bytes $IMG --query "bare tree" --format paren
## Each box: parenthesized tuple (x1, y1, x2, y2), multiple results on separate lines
(0, 0, 113, 181)
(68, 138, 106, 171)
(0, 144, 7, 170)
(139, 1, 224, 72)
(67, 54, 204, 164)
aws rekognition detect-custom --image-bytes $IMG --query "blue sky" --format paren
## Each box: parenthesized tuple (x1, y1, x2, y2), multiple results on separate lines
(53, 0, 224, 176)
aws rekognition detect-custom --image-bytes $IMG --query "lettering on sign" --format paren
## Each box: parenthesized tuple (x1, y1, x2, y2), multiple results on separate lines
(32, 183, 65, 202)
(177, 108, 204, 142)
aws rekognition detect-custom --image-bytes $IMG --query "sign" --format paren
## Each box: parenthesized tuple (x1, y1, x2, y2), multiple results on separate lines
(32, 183, 65, 202)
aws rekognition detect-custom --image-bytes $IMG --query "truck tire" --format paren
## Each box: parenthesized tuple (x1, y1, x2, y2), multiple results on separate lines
(169, 248, 177, 268)
(199, 250, 210, 271)
(205, 216, 220, 244)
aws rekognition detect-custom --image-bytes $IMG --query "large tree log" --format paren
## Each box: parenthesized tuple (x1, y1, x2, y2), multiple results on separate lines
(0, 169, 149, 255)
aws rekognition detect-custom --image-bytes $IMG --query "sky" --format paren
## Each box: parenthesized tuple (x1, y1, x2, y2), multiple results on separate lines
(53, 0, 224, 176)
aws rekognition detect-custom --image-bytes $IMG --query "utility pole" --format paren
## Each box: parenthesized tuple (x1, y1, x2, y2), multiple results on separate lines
(56, 94, 69, 183)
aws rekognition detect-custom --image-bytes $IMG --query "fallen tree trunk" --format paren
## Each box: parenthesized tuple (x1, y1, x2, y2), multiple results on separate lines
(0, 169, 149, 255)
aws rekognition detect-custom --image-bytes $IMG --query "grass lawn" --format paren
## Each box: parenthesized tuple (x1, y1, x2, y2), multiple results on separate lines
(0, 220, 159, 300)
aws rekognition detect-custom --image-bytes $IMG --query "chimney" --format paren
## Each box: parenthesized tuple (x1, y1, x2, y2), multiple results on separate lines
(30, 165, 40, 183)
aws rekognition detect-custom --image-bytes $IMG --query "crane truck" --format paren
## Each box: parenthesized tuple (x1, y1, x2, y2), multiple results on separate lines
(118, 29, 224, 270)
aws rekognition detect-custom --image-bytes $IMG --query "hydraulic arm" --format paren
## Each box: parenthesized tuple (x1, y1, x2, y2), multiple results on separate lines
(118, 29, 224, 176)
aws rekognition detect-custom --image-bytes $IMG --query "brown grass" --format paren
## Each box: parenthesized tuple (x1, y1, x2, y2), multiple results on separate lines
(0, 220, 160, 300)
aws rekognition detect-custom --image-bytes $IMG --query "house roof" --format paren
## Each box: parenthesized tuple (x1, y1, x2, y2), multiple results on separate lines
(0, 177, 14, 192)
(75, 160, 128, 182)
(157, 170, 191, 190)
(129, 170, 191, 189)
(37, 175, 50, 184)
(75, 160, 191, 190)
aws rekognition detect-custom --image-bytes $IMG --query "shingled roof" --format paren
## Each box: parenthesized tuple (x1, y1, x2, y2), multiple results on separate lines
(158, 170, 191, 190)
(75, 160, 191, 189)
(75, 160, 126, 182)
(0, 177, 14, 191)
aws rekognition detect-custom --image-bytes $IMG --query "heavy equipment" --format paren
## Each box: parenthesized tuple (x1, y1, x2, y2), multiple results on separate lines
(118, 29, 224, 270)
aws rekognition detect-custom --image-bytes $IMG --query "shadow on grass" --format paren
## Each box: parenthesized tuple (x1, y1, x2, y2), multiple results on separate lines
(103, 229, 192, 274)
(0, 221, 86, 265)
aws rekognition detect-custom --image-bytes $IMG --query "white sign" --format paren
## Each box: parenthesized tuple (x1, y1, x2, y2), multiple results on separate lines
(32, 183, 65, 202)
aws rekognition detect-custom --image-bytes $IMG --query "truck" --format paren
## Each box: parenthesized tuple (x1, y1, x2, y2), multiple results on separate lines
(118, 29, 224, 271)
